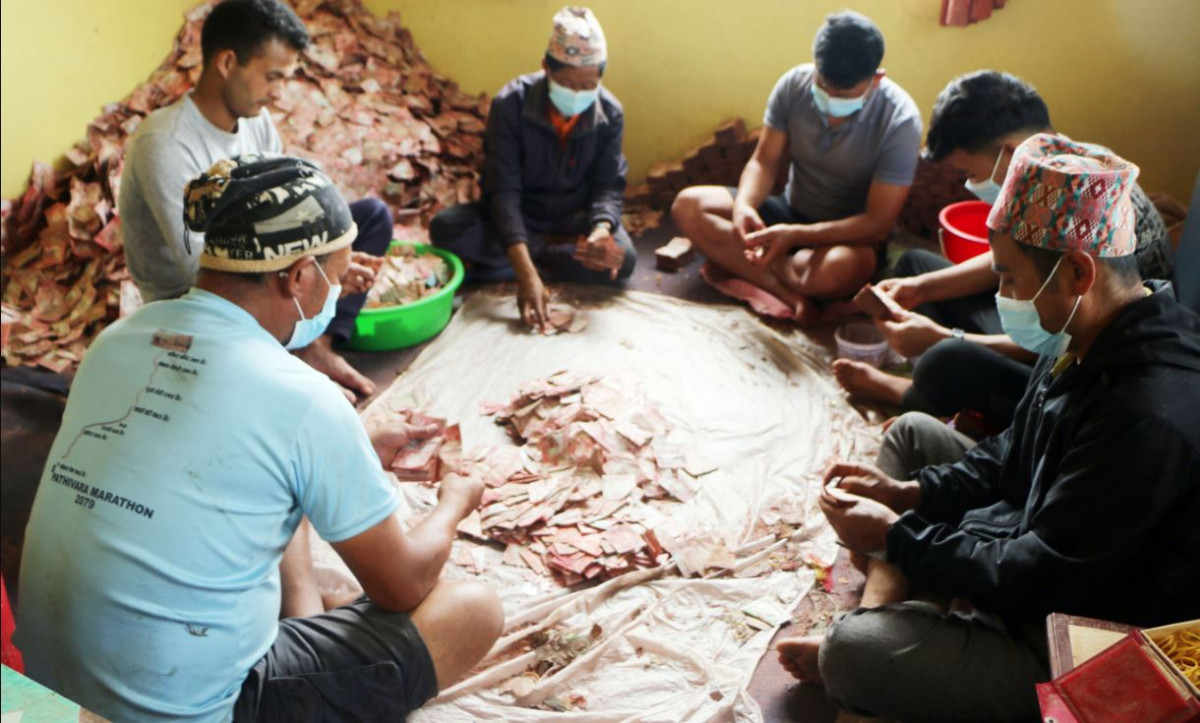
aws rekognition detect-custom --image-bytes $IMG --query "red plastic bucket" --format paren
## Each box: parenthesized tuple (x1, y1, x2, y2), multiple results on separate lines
(938, 200, 991, 264)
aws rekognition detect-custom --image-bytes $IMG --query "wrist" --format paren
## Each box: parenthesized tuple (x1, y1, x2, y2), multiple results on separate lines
(912, 276, 935, 305)
(591, 220, 613, 233)
(897, 479, 922, 512)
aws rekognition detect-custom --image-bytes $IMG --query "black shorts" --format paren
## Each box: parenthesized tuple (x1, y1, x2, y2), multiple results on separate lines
(232, 596, 438, 722)
(724, 186, 812, 227)
(724, 187, 888, 267)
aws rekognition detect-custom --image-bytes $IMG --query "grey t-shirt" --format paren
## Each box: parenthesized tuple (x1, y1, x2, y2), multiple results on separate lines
(119, 93, 281, 302)
(764, 63, 922, 222)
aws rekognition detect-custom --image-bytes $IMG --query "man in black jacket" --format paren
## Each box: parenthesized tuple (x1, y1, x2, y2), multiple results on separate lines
(776, 134, 1200, 721)
(430, 7, 632, 332)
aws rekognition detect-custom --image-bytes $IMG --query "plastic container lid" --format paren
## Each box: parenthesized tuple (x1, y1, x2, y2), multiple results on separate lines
(835, 322, 890, 369)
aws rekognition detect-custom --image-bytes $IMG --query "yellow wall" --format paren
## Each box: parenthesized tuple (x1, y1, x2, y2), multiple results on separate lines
(0, 0, 198, 197)
(368, 0, 1200, 200)
(3, 0, 1198, 200)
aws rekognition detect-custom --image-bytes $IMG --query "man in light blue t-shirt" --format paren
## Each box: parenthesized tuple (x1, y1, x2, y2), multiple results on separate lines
(673, 11, 922, 325)
(17, 156, 502, 722)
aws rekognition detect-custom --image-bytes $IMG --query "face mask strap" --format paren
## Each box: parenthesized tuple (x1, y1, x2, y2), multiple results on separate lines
(1057, 293, 1083, 336)
(281, 259, 330, 322)
(1031, 253, 1067, 303)
(988, 146, 1007, 184)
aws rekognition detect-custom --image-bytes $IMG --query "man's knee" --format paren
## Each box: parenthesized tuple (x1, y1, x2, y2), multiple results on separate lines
(349, 198, 394, 256)
(613, 227, 637, 281)
(911, 338, 977, 407)
(428, 203, 485, 251)
(419, 580, 503, 644)
(669, 187, 703, 229)
(820, 608, 895, 711)
(877, 411, 947, 478)
(670, 186, 732, 239)
(454, 580, 504, 642)
(794, 245, 877, 298)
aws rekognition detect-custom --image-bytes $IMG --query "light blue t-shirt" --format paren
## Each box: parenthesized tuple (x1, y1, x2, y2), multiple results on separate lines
(16, 289, 399, 722)
(764, 63, 922, 222)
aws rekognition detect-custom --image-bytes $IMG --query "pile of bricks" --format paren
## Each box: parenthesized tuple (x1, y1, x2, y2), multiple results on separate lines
(896, 157, 977, 238)
(621, 117, 786, 234)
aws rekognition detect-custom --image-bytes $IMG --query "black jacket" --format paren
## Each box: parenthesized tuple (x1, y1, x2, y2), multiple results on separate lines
(888, 282, 1200, 627)
(482, 72, 627, 249)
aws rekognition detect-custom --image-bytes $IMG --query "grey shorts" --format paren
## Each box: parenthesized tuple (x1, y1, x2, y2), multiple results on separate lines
(232, 596, 438, 722)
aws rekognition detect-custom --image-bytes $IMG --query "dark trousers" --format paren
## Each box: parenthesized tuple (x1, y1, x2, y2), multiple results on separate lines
(428, 202, 636, 284)
(327, 199, 394, 343)
(893, 250, 1032, 428)
(818, 412, 1049, 722)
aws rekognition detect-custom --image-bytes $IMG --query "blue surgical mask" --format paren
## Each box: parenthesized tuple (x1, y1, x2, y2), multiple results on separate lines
(285, 261, 341, 351)
(995, 255, 1081, 358)
(548, 79, 599, 117)
(811, 83, 867, 118)
(964, 147, 1007, 205)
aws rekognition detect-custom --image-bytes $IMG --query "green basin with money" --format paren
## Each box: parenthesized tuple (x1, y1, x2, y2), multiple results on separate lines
(345, 241, 464, 351)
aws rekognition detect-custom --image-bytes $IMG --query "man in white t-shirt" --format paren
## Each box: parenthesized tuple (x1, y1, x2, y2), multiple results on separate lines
(120, 0, 390, 399)
(19, 156, 502, 722)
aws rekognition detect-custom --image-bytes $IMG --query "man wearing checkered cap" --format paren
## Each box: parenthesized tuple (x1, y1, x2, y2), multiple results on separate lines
(429, 6, 634, 333)
(19, 156, 502, 722)
(775, 135, 1200, 721)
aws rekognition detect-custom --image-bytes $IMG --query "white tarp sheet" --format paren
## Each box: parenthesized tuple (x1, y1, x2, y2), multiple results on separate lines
(311, 288, 879, 721)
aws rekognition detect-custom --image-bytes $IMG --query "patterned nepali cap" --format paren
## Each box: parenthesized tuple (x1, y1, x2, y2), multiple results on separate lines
(546, 7, 607, 67)
(986, 134, 1139, 257)
(183, 154, 357, 273)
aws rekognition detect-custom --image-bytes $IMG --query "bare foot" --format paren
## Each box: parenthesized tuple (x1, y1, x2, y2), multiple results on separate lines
(793, 296, 820, 327)
(776, 635, 824, 684)
(832, 359, 911, 406)
(295, 335, 376, 400)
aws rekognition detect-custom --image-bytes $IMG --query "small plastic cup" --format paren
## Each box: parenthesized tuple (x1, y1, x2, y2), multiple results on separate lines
(835, 322, 890, 368)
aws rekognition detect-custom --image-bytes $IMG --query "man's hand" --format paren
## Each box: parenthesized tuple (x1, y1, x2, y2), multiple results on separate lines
(875, 306, 952, 358)
(875, 276, 926, 310)
(438, 472, 485, 519)
(368, 419, 441, 469)
(743, 225, 795, 267)
(824, 461, 920, 513)
(732, 202, 766, 245)
(573, 224, 625, 280)
(516, 266, 550, 332)
(819, 487, 899, 554)
(340, 252, 384, 297)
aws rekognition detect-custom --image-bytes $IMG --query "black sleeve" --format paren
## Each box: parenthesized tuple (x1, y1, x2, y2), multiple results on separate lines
(912, 426, 1012, 526)
(482, 94, 529, 249)
(586, 106, 627, 229)
(888, 415, 1199, 623)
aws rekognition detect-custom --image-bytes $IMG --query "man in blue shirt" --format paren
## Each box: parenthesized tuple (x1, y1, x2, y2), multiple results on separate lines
(18, 156, 502, 721)
(672, 11, 921, 325)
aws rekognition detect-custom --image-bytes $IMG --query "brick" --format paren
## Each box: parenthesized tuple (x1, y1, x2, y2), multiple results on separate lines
(713, 117, 747, 146)
(655, 236, 694, 272)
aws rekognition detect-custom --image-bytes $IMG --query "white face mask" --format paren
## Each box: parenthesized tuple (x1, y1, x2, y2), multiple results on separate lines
(284, 261, 341, 351)
(994, 254, 1082, 358)
(964, 147, 1007, 205)
(811, 82, 868, 118)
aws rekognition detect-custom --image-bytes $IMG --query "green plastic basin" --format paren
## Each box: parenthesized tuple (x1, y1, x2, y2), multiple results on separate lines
(345, 241, 464, 351)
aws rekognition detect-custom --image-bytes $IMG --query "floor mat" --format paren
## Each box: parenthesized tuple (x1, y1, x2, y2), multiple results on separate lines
(312, 286, 880, 721)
